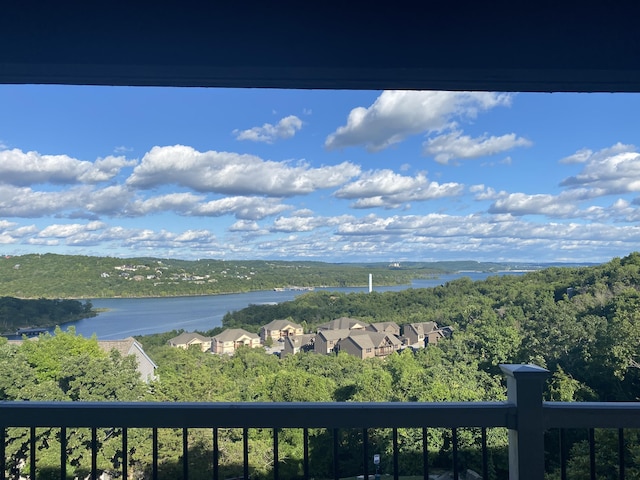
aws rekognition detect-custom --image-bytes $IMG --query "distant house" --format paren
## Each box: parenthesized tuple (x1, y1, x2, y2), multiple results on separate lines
(403, 322, 438, 345)
(402, 322, 453, 346)
(98, 337, 158, 382)
(317, 317, 367, 332)
(366, 321, 401, 336)
(212, 328, 261, 354)
(281, 334, 315, 357)
(260, 319, 304, 342)
(168, 332, 212, 352)
(336, 331, 402, 360)
(314, 329, 352, 354)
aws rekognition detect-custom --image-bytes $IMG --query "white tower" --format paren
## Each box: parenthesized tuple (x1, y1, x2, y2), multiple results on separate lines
(369, 273, 373, 293)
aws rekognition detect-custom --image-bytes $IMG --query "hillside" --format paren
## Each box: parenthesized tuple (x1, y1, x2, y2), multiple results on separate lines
(0, 254, 526, 299)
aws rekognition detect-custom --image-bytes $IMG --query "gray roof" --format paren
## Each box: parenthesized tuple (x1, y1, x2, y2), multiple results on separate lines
(213, 328, 259, 342)
(317, 329, 352, 342)
(317, 317, 366, 331)
(168, 332, 211, 345)
(262, 319, 303, 331)
(284, 334, 315, 348)
(406, 322, 438, 335)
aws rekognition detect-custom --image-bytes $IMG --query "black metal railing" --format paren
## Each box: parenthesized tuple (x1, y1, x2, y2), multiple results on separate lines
(1, 365, 640, 480)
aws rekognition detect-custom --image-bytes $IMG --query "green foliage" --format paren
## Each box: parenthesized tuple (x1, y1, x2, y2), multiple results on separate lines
(0, 296, 94, 334)
(0, 253, 477, 299)
(8, 252, 640, 478)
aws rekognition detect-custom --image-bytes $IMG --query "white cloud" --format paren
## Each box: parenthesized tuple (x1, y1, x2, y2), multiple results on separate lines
(127, 145, 360, 196)
(38, 222, 107, 238)
(270, 214, 352, 233)
(559, 143, 635, 164)
(423, 130, 532, 164)
(229, 220, 261, 232)
(0, 149, 135, 186)
(335, 170, 463, 209)
(560, 149, 640, 196)
(325, 91, 512, 152)
(233, 115, 303, 143)
(194, 196, 292, 220)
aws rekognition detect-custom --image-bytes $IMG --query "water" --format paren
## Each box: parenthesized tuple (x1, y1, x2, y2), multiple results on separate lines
(19, 271, 523, 339)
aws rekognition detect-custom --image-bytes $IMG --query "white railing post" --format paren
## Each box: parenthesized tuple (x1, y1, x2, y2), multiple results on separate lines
(500, 364, 550, 480)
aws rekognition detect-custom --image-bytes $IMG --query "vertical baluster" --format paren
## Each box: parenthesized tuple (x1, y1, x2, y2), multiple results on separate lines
(213, 428, 219, 480)
(243, 428, 249, 480)
(183, 428, 188, 480)
(152, 428, 158, 480)
(589, 428, 596, 480)
(303, 428, 309, 480)
(91, 428, 97, 480)
(452, 428, 458, 480)
(1, 426, 5, 480)
(60, 427, 66, 480)
(122, 428, 128, 480)
(30, 426, 36, 480)
(481, 427, 488, 480)
(362, 428, 369, 480)
(422, 427, 428, 480)
(619, 428, 625, 480)
(560, 429, 567, 480)
(333, 428, 339, 480)
(273, 428, 279, 480)
(393, 428, 399, 480)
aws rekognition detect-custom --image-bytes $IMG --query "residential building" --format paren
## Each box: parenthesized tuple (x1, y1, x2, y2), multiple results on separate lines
(281, 334, 315, 357)
(98, 337, 158, 382)
(314, 329, 351, 355)
(403, 322, 438, 345)
(167, 332, 212, 352)
(212, 328, 261, 354)
(260, 319, 304, 342)
(366, 321, 401, 336)
(317, 317, 367, 332)
(336, 331, 402, 360)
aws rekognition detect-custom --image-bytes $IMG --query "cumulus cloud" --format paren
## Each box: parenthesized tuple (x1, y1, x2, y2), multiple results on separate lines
(127, 145, 360, 196)
(325, 91, 512, 152)
(270, 214, 353, 233)
(0, 149, 136, 186)
(229, 220, 261, 232)
(559, 143, 635, 164)
(233, 115, 303, 143)
(334, 170, 463, 209)
(423, 130, 532, 164)
(560, 149, 640, 196)
(194, 196, 292, 220)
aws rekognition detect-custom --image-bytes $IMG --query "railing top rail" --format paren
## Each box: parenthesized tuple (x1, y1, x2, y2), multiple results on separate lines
(0, 401, 515, 429)
(543, 401, 640, 429)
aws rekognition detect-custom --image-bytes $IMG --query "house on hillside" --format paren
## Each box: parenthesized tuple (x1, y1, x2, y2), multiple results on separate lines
(317, 317, 367, 332)
(403, 322, 438, 345)
(168, 332, 212, 352)
(403, 322, 453, 346)
(314, 329, 351, 354)
(212, 328, 260, 354)
(260, 319, 304, 342)
(366, 321, 401, 336)
(281, 334, 315, 357)
(98, 337, 158, 382)
(336, 331, 402, 360)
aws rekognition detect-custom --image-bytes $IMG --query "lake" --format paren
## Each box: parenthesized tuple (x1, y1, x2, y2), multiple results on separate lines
(23, 271, 523, 339)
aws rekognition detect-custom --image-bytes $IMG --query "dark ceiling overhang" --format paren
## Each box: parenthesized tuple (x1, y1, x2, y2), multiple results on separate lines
(2, 2, 640, 92)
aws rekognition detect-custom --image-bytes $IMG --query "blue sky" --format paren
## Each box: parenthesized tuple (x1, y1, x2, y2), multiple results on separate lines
(0, 86, 639, 263)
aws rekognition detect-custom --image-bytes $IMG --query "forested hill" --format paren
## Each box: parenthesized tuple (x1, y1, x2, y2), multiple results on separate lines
(0, 253, 531, 299)
(220, 252, 640, 402)
(0, 297, 94, 334)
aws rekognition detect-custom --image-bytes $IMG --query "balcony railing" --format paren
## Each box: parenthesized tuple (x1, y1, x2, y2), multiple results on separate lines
(1, 364, 640, 480)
